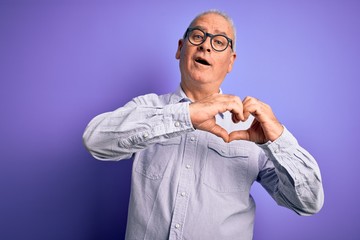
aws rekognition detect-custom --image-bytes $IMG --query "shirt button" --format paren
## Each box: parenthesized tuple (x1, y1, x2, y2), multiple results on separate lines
(143, 133, 149, 138)
(175, 223, 181, 229)
(174, 121, 180, 127)
(181, 192, 186, 197)
(186, 164, 191, 169)
(274, 149, 280, 153)
(190, 136, 195, 141)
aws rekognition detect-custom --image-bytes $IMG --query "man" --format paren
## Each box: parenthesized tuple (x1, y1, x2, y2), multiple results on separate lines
(83, 10, 324, 240)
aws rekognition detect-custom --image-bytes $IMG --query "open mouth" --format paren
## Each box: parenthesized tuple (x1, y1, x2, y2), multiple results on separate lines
(195, 58, 211, 66)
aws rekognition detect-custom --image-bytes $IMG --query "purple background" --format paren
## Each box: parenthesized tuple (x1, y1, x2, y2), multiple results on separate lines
(1, 0, 359, 239)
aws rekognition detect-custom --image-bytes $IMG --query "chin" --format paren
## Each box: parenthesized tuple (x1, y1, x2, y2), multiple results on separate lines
(190, 72, 212, 82)
(191, 76, 212, 84)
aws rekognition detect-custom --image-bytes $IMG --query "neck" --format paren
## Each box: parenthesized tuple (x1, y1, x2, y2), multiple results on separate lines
(180, 81, 220, 101)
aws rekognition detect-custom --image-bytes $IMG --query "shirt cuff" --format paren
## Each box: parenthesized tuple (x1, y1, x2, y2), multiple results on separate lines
(257, 126, 298, 158)
(163, 102, 195, 134)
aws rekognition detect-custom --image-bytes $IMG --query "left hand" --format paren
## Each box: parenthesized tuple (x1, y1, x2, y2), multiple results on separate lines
(229, 96, 284, 144)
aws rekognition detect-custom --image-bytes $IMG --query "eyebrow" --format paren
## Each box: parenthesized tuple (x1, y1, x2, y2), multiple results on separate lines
(192, 25, 229, 36)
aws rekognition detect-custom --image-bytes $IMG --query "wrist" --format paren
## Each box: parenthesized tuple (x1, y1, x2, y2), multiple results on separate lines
(266, 123, 284, 142)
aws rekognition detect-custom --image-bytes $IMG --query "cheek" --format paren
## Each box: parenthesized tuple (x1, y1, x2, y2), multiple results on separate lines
(179, 49, 193, 74)
(185, 48, 195, 59)
(217, 58, 231, 73)
(221, 56, 234, 73)
(182, 51, 194, 69)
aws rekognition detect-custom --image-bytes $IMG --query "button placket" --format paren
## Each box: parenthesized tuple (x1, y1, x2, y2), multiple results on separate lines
(169, 134, 197, 240)
(273, 144, 281, 154)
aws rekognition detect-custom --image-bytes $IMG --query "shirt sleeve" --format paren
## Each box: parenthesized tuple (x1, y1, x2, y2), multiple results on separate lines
(82, 94, 194, 161)
(256, 127, 324, 215)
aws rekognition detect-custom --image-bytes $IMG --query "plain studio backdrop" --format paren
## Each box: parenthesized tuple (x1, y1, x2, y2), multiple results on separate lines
(0, 0, 359, 239)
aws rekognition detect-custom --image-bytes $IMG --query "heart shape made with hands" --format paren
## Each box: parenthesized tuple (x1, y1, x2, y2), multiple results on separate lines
(223, 112, 284, 144)
(188, 93, 284, 143)
(217, 113, 265, 143)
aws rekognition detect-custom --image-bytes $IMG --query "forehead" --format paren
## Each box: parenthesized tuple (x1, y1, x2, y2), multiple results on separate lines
(190, 13, 233, 37)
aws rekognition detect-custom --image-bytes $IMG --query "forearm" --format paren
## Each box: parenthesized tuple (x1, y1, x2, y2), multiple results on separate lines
(258, 127, 324, 215)
(83, 97, 194, 161)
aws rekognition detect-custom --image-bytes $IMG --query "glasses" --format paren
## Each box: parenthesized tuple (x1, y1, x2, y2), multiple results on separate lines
(184, 27, 233, 52)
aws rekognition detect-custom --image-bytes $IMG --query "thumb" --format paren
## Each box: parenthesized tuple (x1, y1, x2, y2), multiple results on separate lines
(209, 125, 230, 143)
(228, 130, 250, 142)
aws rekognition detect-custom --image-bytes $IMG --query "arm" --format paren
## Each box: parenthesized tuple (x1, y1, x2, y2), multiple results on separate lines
(257, 128, 324, 215)
(181, 93, 324, 214)
(82, 94, 194, 161)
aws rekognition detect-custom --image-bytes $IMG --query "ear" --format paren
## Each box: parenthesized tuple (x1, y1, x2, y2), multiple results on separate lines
(175, 39, 184, 59)
(227, 52, 237, 73)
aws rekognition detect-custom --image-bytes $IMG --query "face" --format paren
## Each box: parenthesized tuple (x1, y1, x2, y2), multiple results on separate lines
(176, 13, 236, 90)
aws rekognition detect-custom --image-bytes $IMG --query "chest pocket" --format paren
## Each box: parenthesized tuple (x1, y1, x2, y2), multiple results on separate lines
(135, 137, 181, 180)
(203, 142, 249, 192)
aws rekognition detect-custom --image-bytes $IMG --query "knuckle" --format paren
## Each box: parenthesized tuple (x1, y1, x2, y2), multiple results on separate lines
(234, 95, 242, 103)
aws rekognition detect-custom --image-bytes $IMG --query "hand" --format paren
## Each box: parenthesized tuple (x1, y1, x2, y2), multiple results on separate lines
(189, 94, 283, 143)
(189, 93, 245, 142)
(228, 96, 284, 143)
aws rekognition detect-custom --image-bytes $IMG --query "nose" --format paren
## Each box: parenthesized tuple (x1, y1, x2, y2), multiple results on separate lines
(198, 37, 211, 52)
(199, 45, 211, 52)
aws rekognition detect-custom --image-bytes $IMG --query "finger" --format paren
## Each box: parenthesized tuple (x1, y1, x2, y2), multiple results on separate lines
(242, 96, 262, 119)
(199, 94, 244, 122)
(209, 124, 230, 143)
(243, 96, 261, 103)
(242, 96, 252, 120)
(231, 95, 245, 121)
(219, 95, 244, 121)
(231, 110, 243, 123)
(231, 111, 238, 123)
(228, 130, 249, 142)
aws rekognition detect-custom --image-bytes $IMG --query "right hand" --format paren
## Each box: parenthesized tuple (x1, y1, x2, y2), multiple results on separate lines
(189, 93, 245, 142)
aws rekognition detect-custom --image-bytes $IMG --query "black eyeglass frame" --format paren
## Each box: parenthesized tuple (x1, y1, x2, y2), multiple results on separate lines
(184, 27, 234, 52)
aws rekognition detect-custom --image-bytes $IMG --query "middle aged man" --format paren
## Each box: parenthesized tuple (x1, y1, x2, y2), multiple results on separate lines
(83, 10, 324, 240)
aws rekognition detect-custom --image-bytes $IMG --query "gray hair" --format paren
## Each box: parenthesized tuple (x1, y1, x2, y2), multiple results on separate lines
(183, 9, 237, 51)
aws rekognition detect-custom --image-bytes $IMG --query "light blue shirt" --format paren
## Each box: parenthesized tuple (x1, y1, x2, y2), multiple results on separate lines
(83, 87, 324, 240)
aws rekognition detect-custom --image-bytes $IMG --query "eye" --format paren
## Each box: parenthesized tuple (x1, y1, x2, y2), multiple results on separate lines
(214, 39, 224, 46)
(213, 35, 228, 48)
(192, 34, 203, 41)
